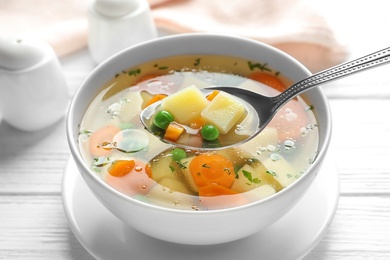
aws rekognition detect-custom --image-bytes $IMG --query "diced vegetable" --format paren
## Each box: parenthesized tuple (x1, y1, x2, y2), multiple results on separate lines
(105, 160, 156, 195)
(198, 183, 238, 196)
(160, 85, 209, 125)
(153, 110, 174, 129)
(244, 184, 276, 201)
(200, 123, 219, 141)
(248, 72, 286, 92)
(201, 92, 245, 134)
(89, 125, 121, 157)
(189, 116, 205, 129)
(147, 183, 197, 210)
(177, 134, 203, 149)
(108, 160, 136, 177)
(206, 90, 220, 101)
(180, 157, 198, 192)
(159, 178, 193, 195)
(144, 94, 167, 107)
(164, 122, 185, 141)
(262, 155, 299, 188)
(148, 156, 176, 182)
(230, 163, 283, 193)
(188, 153, 235, 188)
(198, 185, 248, 209)
(171, 148, 187, 162)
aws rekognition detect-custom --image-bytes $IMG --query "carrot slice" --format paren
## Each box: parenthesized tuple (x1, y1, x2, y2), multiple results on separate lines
(189, 117, 205, 129)
(108, 160, 136, 177)
(249, 72, 286, 92)
(144, 94, 167, 108)
(206, 90, 220, 101)
(189, 153, 235, 188)
(105, 160, 156, 195)
(198, 183, 248, 209)
(164, 122, 185, 141)
(198, 183, 238, 196)
(145, 163, 153, 178)
(89, 125, 121, 157)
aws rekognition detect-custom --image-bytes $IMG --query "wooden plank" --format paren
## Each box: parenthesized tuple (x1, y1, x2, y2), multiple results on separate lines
(0, 120, 69, 194)
(60, 48, 95, 96)
(306, 195, 390, 259)
(0, 196, 94, 260)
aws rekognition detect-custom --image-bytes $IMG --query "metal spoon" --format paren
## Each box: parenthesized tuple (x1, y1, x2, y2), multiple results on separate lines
(140, 47, 390, 149)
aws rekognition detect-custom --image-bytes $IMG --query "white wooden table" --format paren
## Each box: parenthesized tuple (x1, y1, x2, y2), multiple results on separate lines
(1, 1, 390, 259)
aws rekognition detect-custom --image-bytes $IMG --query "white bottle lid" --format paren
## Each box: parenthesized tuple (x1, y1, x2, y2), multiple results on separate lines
(0, 37, 45, 70)
(94, 0, 140, 17)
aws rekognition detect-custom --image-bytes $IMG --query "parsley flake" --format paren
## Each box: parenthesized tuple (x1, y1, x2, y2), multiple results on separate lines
(248, 61, 271, 72)
(194, 58, 201, 66)
(242, 170, 261, 184)
(202, 163, 211, 169)
(128, 68, 141, 76)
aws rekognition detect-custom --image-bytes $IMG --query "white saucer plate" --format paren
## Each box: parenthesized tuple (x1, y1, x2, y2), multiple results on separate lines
(62, 153, 339, 260)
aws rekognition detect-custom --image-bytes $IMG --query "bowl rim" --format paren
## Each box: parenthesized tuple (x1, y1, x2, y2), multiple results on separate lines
(66, 32, 332, 215)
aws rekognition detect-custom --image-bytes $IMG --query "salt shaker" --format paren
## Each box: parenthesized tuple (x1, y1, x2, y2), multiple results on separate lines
(0, 37, 69, 131)
(88, 0, 158, 64)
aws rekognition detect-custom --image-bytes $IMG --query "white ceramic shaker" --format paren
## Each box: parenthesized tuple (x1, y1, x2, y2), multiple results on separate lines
(88, 0, 158, 64)
(0, 37, 69, 131)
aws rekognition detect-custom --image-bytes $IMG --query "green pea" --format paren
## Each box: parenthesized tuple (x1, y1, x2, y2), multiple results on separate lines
(201, 123, 220, 141)
(153, 110, 174, 129)
(171, 148, 186, 162)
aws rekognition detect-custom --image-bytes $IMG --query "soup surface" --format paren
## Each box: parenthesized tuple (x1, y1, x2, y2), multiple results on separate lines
(78, 55, 319, 210)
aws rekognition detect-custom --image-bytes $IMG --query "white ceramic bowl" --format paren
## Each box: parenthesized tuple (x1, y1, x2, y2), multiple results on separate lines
(67, 33, 331, 245)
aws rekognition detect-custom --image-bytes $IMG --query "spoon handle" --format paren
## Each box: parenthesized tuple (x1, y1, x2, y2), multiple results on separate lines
(273, 47, 390, 107)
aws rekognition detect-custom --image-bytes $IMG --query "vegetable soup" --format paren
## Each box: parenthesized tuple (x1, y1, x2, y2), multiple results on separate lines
(78, 55, 319, 210)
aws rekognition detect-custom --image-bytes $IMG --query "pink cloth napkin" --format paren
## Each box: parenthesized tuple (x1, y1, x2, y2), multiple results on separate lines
(0, 0, 347, 72)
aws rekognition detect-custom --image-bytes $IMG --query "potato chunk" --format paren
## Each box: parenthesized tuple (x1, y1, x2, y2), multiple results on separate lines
(160, 85, 209, 125)
(262, 155, 299, 188)
(231, 163, 283, 193)
(180, 157, 198, 192)
(201, 92, 245, 134)
(147, 183, 197, 210)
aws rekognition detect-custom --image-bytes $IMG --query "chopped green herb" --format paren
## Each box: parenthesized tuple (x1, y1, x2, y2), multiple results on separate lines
(306, 105, 314, 111)
(177, 160, 188, 169)
(158, 66, 169, 70)
(79, 129, 93, 136)
(92, 156, 110, 168)
(248, 61, 271, 72)
(266, 170, 277, 177)
(242, 170, 261, 184)
(169, 166, 175, 172)
(128, 68, 141, 76)
(202, 163, 211, 169)
(194, 58, 201, 66)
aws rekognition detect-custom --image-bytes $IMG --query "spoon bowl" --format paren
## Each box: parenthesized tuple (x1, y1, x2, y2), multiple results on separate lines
(140, 88, 260, 150)
(141, 46, 390, 150)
